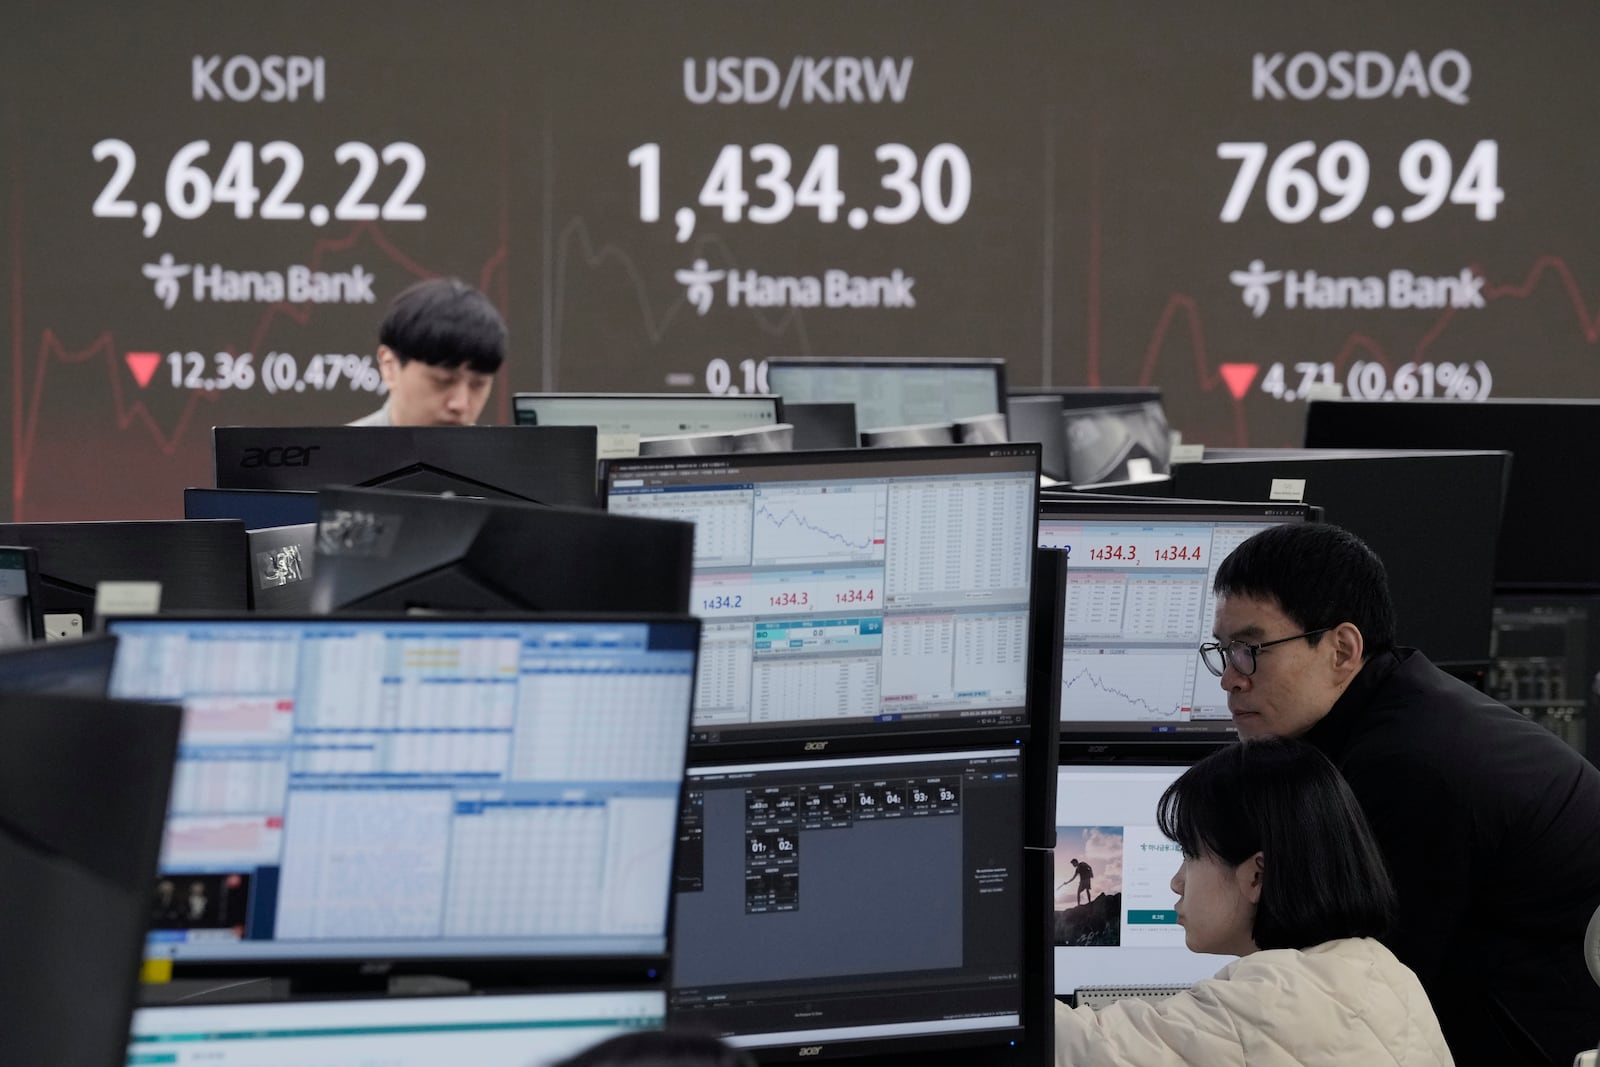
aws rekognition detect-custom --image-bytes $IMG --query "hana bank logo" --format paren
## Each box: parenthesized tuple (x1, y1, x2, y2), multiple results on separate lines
(1230, 259, 1282, 318)
(143, 253, 193, 310)
(676, 258, 726, 315)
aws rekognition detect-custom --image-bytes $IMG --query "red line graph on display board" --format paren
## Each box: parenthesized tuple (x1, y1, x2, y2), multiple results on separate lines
(8, 193, 510, 519)
(1084, 150, 1600, 445)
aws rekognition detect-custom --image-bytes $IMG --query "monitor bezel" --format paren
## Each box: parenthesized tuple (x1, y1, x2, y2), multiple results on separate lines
(1039, 498, 1315, 747)
(105, 610, 702, 990)
(601, 443, 1044, 761)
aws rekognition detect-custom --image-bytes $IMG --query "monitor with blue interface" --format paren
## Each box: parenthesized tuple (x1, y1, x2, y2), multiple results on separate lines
(1053, 761, 1236, 1000)
(106, 615, 699, 981)
(1038, 500, 1312, 743)
(671, 747, 1026, 1058)
(128, 990, 667, 1067)
(765, 357, 1006, 433)
(604, 445, 1040, 753)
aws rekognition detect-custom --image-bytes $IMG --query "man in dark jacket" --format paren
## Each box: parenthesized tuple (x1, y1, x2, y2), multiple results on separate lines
(1202, 522, 1600, 1066)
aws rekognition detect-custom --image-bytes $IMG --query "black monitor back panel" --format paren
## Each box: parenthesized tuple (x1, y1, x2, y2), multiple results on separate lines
(0, 634, 118, 697)
(0, 520, 249, 633)
(247, 524, 318, 613)
(1, 694, 181, 1067)
(783, 403, 860, 451)
(313, 486, 694, 615)
(214, 426, 600, 508)
(1305, 398, 1600, 589)
(1172, 450, 1510, 670)
(1007, 395, 1069, 482)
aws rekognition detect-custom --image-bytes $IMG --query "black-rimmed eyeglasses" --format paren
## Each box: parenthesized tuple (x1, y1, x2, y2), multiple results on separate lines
(1198, 628, 1332, 677)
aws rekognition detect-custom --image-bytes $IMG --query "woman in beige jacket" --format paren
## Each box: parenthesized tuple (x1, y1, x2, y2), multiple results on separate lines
(1055, 738, 1453, 1066)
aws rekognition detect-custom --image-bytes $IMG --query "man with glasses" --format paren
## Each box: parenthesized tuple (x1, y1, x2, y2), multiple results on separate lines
(1202, 522, 1600, 1067)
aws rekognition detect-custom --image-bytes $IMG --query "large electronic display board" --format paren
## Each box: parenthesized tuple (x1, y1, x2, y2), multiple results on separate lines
(5, 1, 1598, 519)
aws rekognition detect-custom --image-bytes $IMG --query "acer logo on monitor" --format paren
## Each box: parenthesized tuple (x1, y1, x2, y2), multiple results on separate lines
(239, 446, 320, 468)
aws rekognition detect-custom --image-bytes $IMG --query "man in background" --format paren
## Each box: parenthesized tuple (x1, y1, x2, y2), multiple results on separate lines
(1203, 522, 1600, 1066)
(349, 277, 507, 427)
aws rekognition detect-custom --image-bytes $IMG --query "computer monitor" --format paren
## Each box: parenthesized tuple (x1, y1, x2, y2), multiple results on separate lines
(0, 634, 117, 696)
(214, 426, 601, 508)
(1052, 761, 1235, 1002)
(1007, 395, 1069, 482)
(1305, 398, 1600, 589)
(671, 747, 1027, 1058)
(783, 402, 859, 451)
(859, 422, 957, 448)
(1488, 593, 1600, 762)
(765, 357, 1007, 433)
(185, 487, 321, 529)
(312, 487, 694, 615)
(2, 694, 180, 1067)
(1061, 402, 1172, 486)
(513, 393, 784, 459)
(953, 412, 1011, 444)
(128, 989, 668, 1067)
(1009, 385, 1163, 412)
(248, 524, 317, 613)
(636, 423, 795, 457)
(603, 444, 1041, 755)
(1039, 499, 1313, 744)
(0, 520, 249, 635)
(105, 614, 700, 984)
(1172, 449, 1511, 673)
(0, 545, 44, 644)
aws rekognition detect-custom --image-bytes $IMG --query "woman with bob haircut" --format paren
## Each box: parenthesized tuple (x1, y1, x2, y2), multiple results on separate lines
(1055, 737, 1453, 1066)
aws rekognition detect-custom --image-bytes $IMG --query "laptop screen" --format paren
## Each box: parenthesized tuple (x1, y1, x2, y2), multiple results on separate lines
(128, 990, 666, 1066)
(107, 616, 698, 964)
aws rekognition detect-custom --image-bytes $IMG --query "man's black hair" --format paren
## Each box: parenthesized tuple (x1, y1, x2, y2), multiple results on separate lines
(553, 1031, 756, 1067)
(1156, 737, 1396, 951)
(1212, 522, 1396, 656)
(378, 277, 506, 373)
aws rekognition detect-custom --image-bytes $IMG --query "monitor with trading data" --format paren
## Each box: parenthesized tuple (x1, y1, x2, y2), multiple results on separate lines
(604, 444, 1040, 753)
(130, 990, 668, 1067)
(671, 748, 1026, 1057)
(106, 614, 700, 982)
(214, 426, 600, 507)
(1038, 499, 1313, 743)
(1052, 761, 1236, 1000)
(765, 357, 1006, 433)
(513, 393, 783, 459)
